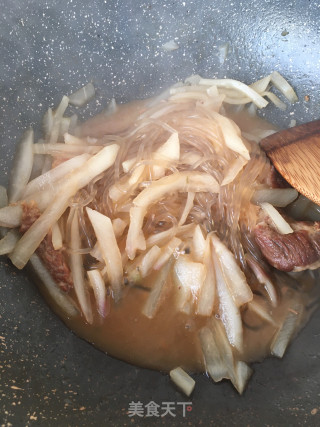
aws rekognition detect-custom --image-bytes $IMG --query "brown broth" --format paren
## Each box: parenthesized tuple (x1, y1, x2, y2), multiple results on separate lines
(29, 105, 319, 381)
(36, 262, 317, 375)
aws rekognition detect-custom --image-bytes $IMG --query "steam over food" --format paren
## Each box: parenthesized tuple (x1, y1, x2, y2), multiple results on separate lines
(1, 73, 319, 395)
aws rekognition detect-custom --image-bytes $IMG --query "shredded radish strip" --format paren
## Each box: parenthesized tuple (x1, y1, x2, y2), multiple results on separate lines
(49, 96, 69, 145)
(0, 205, 22, 228)
(8, 129, 34, 203)
(10, 144, 119, 269)
(169, 367, 195, 396)
(178, 192, 195, 226)
(0, 230, 20, 255)
(201, 78, 269, 108)
(87, 269, 107, 317)
(270, 71, 298, 103)
(33, 143, 102, 156)
(29, 253, 79, 317)
(86, 208, 123, 302)
(260, 202, 293, 234)
(69, 82, 95, 107)
(70, 210, 93, 323)
(22, 154, 90, 199)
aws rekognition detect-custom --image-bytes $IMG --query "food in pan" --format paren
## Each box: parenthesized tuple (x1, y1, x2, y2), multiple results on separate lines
(0, 72, 319, 395)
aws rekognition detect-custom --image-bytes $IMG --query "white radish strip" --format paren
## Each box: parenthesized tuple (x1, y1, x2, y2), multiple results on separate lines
(128, 164, 145, 186)
(249, 75, 271, 93)
(0, 186, 8, 208)
(192, 225, 206, 262)
(211, 234, 253, 307)
(260, 202, 293, 234)
(245, 254, 278, 307)
(169, 367, 195, 397)
(140, 245, 162, 277)
(201, 78, 268, 108)
(51, 222, 63, 250)
(263, 91, 287, 110)
(170, 85, 208, 95)
(196, 239, 216, 316)
(173, 255, 205, 311)
(270, 303, 303, 358)
(112, 217, 128, 238)
(86, 208, 123, 302)
(252, 188, 298, 207)
(49, 96, 69, 145)
(221, 156, 247, 186)
(223, 96, 252, 105)
(25, 184, 63, 212)
(142, 258, 173, 319)
(126, 206, 147, 260)
(199, 326, 229, 382)
(122, 132, 180, 178)
(169, 92, 209, 103)
(122, 157, 136, 173)
(109, 182, 129, 202)
(8, 129, 34, 203)
(87, 269, 107, 317)
(145, 227, 177, 248)
(64, 133, 87, 145)
(178, 192, 195, 226)
(23, 154, 90, 198)
(134, 172, 219, 208)
(0, 205, 22, 228)
(29, 253, 78, 317)
(247, 296, 277, 326)
(69, 114, 78, 133)
(270, 71, 298, 103)
(152, 132, 180, 179)
(43, 107, 54, 137)
(232, 361, 253, 395)
(207, 317, 238, 382)
(155, 132, 180, 161)
(146, 223, 195, 248)
(60, 117, 71, 137)
(69, 83, 95, 107)
(9, 144, 119, 269)
(153, 237, 182, 270)
(70, 210, 93, 323)
(90, 242, 104, 262)
(33, 143, 102, 156)
(213, 249, 243, 351)
(180, 151, 203, 166)
(0, 230, 20, 255)
(211, 112, 250, 160)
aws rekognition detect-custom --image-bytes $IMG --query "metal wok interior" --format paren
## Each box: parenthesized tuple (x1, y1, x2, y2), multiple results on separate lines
(1, 1, 320, 425)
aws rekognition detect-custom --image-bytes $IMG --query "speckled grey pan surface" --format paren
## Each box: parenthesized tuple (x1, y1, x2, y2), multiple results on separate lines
(1, 1, 320, 426)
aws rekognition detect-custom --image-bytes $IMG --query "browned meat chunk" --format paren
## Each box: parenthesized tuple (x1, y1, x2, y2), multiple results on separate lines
(254, 221, 320, 272)
(20, 202, 73, 291)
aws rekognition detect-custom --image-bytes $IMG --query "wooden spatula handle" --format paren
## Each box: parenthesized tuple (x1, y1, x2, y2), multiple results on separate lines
(260, 119, 320, 206)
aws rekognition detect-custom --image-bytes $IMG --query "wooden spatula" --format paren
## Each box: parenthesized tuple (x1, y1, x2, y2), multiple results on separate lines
(260, 119, 320, 205)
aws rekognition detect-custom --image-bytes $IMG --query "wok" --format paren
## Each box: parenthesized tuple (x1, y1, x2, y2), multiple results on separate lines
(1, 1, 320, 425)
